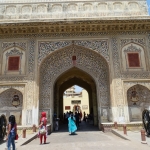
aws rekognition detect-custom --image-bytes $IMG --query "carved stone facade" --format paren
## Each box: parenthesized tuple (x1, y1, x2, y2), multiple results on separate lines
(0, 0, 148, 21)
(0, 0, 150, 128)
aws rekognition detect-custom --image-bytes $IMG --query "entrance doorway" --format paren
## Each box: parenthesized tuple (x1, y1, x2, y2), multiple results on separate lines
(54, 67, 98, 128)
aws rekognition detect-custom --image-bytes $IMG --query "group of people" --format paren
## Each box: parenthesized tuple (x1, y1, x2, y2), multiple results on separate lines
(5, 112, 48, 150)
(64, 111, 82, 124)
(6, 111, 92, 149)
(66, 111, 87, 135)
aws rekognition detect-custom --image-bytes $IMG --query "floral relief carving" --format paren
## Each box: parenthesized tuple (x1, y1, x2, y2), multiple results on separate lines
(120, 38, 145, 48)
(124, 44, 141, 52)
(2, 42, 27, 51)
(5, 48, 23, 58)
(39, 44, 110, 108)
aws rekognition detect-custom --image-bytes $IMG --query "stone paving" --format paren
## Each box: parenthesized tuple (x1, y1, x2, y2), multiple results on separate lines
(0, 131, 37, 150)
(17, 122, 150, 150)
(112, 129, 150, 146)
(1, 122, 150, 150)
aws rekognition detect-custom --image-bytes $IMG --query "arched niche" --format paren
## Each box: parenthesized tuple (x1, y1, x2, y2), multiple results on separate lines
(113, 2, 123, 11)
(127, 84, 150, 121)
(1, 46, 26, 75)
(0, 88, 23, 125)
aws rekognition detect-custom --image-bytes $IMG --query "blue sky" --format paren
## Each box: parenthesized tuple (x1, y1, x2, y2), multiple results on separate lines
(75, 85, 83, 92)
(147, 0, 150, 14)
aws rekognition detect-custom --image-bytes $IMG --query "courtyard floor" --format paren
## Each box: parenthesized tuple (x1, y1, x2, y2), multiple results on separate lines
(16, 122, 150, 150)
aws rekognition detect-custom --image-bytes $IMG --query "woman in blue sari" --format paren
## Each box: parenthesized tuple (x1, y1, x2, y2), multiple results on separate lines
(68, 113, 77, 135)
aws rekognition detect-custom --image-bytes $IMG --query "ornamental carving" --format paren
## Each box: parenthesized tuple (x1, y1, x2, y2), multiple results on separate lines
(98, 3, 107, 11)
(129, 2, 139, 10)
(127, 84, 150, 121)
(22, 5, 32, 14)
(6, 48, 23, 58)
(39, 45, 110, 108)
(113, 2, 122, 11)
(0, 1, 147, 21)
(0, 88, 23, 108)
(38, 41, 72, 64)
(67, 4, 77, 12)
(0, 85, 25, 94)
(38, 40, 109, 65)
(124, 44, 141, 52)
(0, 20, 150, 35)
(83, 3, 92, 11)
(6, 6, 16, 14)
(2, 42, 27, 51)
(37, 5, 47, 13)
(51, 4, 62, 12)
(120, 38, 145, 48)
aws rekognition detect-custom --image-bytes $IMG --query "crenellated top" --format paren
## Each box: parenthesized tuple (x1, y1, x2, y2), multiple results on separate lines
(0, 0, 148, 22)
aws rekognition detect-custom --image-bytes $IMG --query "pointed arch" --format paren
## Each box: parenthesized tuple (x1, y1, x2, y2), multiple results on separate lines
(39, 43, 111, 126)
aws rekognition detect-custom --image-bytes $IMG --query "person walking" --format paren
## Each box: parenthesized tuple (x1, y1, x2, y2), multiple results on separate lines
(6, 115, 17, 150)
(68, 113, 77, 135)
(39, 112, 47, 145)
(83, 111, 86, 122)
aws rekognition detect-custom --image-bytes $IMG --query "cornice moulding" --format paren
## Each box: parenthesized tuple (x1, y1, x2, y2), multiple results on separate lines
(0, 18, 150, 35)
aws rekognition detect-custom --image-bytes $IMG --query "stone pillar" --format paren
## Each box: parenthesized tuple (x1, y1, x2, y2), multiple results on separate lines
(111, 79, 130, 123)
(92, 90, 98, 126)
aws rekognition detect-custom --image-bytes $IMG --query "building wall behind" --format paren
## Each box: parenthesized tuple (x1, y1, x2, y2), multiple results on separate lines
(63, 89, 89, 117)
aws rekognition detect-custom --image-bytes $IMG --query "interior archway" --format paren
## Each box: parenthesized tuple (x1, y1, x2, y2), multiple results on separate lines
(54, 67, 97, 126)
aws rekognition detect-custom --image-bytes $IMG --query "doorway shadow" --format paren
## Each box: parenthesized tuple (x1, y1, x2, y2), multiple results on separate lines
(53, 121, 99, 133)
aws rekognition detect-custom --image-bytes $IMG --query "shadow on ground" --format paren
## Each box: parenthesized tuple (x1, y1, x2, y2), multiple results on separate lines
(53, 121, 99, 133)
(0, 139, 6, 145)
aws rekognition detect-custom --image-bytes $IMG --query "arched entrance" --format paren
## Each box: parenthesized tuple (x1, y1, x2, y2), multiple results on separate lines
(54, 67, 97, 125)
(39, 44, 110, 129)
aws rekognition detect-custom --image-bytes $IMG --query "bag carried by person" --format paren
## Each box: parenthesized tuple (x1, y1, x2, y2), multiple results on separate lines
(39, 126, 46, 135)
(15, 134, 18, 140)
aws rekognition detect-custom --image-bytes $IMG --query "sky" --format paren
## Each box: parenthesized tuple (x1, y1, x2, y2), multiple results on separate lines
(147, 0, 150, 15)
(75, 85, 83, 92)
